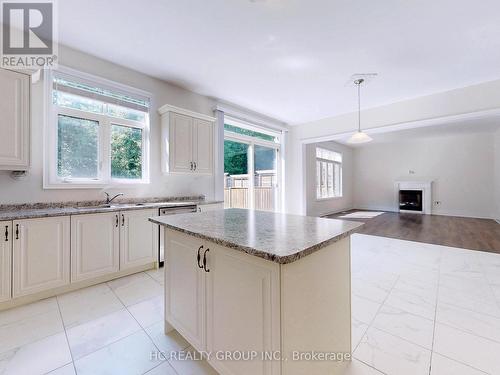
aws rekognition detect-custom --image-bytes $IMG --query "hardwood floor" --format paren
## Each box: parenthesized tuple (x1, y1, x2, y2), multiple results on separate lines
(326, 210, 500, 253)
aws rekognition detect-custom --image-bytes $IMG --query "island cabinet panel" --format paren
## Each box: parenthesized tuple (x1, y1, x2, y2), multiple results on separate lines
(71, 213, 120, 282)
(206, 244, 281, 375)
(0, 221, 12, 302)
(12, 217, 70, 298)
(165, 231, 206, 351)
(280, 236, 352, 375)
(120, 209, 158, 270)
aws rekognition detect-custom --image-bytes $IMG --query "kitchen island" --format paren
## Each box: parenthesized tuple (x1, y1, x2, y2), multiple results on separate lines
(150, 209, 362, 375)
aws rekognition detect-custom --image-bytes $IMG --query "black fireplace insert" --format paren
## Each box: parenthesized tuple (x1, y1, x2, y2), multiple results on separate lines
(399, 190, 423, 211)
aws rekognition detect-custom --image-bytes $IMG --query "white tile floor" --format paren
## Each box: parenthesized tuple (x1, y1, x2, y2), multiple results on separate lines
(0, 233, 499, 374)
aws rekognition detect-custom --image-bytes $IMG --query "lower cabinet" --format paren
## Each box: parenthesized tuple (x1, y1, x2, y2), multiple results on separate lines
(165, 231, 206, 351)
(0, 221, 12, 302)
(206, 244, 280, 375)
(165, 229, 280, 375)
(120, 209, 158, 270)
(71, 212, 120, 282)
(0, 208, 157, 307)
(12, 216, 70, 298)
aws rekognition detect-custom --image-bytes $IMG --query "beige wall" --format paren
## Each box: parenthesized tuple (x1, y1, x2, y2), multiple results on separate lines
(352, 132, 497, 219)
(305, 142, 353, 216)
(0, 45, 217, 204)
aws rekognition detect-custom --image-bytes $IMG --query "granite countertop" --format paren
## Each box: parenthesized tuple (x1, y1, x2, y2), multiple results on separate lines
(0, 197, 223, 221)
(150, 208, 363, 264)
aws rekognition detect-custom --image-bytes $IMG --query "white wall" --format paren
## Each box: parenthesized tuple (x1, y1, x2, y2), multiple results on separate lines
(353, 132, 497, 219)
(305, 142, 353, 217)
(495, 129, 500, 221)
(0, 45, 217, 205)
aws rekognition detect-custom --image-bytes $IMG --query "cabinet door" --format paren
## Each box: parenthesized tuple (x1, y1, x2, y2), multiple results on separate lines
(0, 221, 12, 302)
(206, 245, 280, 375)
(71, 213, 119, 282)
(165, 229, 205, 351)
(170, 112, 194, 173)
(0, 69, 30, 170)
(193, 118, 213, 174)
(12, 217, 70, 298)
(120, 209, 158, 270)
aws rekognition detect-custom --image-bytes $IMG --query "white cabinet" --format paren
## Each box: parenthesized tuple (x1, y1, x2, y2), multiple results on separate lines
(164, 229, 280, 374)
(165, 231, 206, 351)
(159, 104, 215, 175)
(206, 244, 280, 375)
(12, 217, 70, 298)
(0, 68, 30, 170)
(170, 113, 194, 173)
(0, 221, 12, 302)
(71, 213, 120, 282)
(197, 202, 224, 213)
(120, 209, 158, 270)
(192, 118, 213, 174)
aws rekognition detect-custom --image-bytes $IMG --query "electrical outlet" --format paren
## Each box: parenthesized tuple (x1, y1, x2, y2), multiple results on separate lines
(434, 201, 441, 205)
(409, 170, 415, 174)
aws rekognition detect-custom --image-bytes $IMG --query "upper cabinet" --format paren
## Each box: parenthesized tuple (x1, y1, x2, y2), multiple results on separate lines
(0, 68, 30, 170)
(159, 104, 214, 175)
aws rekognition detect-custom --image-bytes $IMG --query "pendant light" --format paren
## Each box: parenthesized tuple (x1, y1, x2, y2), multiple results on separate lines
(347, 78, 373, 144)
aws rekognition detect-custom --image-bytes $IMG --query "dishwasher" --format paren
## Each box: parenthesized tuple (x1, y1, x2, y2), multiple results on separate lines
(158, 204, 198, 267)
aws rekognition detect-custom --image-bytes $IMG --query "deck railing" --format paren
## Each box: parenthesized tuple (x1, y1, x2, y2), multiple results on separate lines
(224, 187, 275, 211)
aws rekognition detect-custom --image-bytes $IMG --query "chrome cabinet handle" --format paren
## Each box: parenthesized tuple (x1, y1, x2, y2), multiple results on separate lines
(115, 215, 119, 227)
(190, 162, 194, 171)
(197, 245, 204, 269)
(15, 224, 19, 240)
(203, 248, 210, 272)
(193, 162, 197, 171)
(4, 226, 8, 242)
(121, 214, 125, 227)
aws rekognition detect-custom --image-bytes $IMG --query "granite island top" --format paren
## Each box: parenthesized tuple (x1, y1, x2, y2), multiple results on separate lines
(0, 197, 223, 221)
(149, 208, 363, 264)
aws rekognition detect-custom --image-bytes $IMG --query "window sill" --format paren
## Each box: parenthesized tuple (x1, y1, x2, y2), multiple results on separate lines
(43, 179, 150, 190)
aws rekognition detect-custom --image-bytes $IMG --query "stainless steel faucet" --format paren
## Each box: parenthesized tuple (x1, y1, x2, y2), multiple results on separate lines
(104, 192, 124, 205)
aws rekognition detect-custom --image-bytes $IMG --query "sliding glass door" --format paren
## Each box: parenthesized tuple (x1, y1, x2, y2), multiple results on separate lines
(224, 123, 281, 212)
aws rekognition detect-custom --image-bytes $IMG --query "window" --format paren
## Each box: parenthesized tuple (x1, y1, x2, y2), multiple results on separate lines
(45, 68, 150, 188)
(316, 147, 342, 199)
(224, 121, 281, 211)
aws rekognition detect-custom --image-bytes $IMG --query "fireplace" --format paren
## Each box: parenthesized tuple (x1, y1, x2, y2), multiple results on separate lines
(399, 190, 423, 212)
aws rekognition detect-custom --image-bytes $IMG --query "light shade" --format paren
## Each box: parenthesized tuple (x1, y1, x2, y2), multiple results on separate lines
(346, 131, 373, 144)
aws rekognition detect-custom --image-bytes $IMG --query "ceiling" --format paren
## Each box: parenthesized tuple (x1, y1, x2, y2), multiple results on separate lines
(334, 116, 500, 146)
(58, 0, 500, 125)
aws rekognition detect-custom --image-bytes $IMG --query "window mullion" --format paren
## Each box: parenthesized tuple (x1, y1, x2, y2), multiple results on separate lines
(101, 117, 111, 183)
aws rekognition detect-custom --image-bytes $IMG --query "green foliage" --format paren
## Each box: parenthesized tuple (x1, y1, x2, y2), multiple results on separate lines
(57, 115, 98, 178)
(224, 140, 248, 175)
(111, 125, 142, 179)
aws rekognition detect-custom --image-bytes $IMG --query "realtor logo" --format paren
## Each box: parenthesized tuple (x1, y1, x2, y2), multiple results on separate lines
(1, 0, 58, 68)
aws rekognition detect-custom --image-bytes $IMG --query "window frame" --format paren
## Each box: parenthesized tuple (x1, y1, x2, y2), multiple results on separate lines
(223, 118, 282, 212)
(315, 147, 343, 201)
(43, 67, 151, 189)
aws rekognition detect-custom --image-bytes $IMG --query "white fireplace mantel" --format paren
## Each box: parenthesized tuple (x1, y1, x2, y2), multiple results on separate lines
(394, 180, 433, 214)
